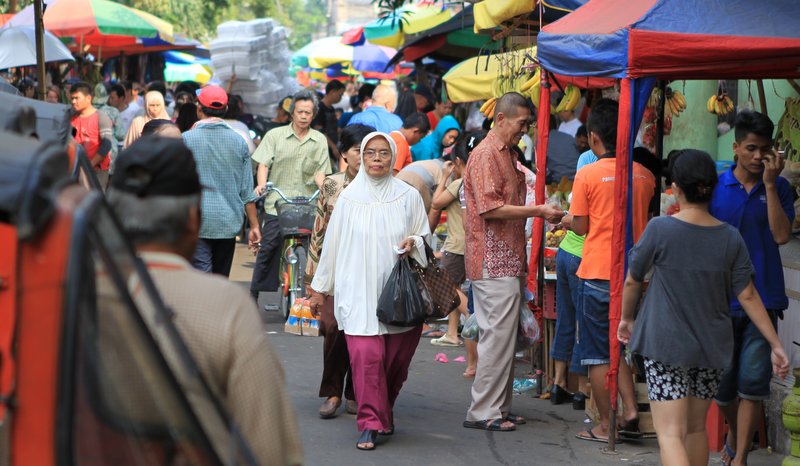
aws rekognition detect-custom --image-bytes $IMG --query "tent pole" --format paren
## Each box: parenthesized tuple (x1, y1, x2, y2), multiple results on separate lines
(756, 80, 768, 114)
(34, 0, 46, 100)
(654, 80, 666, 216)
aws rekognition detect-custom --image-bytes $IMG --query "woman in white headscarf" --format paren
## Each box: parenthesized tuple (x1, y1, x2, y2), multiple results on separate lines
(123, 90, 170, 148)
(310, 131, 430, 451)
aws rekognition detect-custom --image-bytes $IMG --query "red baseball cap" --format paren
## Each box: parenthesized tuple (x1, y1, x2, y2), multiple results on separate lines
(196, 85, 228, 110)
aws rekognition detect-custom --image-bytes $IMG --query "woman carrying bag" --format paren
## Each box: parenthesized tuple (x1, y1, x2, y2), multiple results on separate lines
(309, 131, 431, 451)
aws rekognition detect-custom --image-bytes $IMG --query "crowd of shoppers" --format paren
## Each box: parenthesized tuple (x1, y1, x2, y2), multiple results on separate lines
(16, 69, 789, 463)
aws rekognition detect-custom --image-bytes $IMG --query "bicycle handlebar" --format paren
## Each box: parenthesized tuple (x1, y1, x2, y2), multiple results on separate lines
(256, 182, 320, 204)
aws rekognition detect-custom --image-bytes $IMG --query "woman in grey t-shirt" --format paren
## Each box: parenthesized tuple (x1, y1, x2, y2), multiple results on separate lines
(617, 149, 788, 466)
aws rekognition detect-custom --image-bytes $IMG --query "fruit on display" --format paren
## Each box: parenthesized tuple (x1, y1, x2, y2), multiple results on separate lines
(663, 86, 686, 118)
(707, 92, 735, 116)
(554, 84, 581, 113)
(545, 228, 566, 248)
(480, 97, 497, 118)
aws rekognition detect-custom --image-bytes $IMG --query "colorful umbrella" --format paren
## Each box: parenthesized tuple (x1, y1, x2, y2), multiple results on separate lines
(0, 25, 74, 69)
(6, 0, 174, 43)
(341, 26, 365, 46)
(363, 3, 451, 49)
(165, 63, 212, 84)
(292, 37, 398, 73)
(291, 36, 352, 69)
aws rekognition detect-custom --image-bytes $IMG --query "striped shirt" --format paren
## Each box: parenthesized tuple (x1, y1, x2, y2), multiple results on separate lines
(183, 120, 256, 239)
(251, 123, 331, 216)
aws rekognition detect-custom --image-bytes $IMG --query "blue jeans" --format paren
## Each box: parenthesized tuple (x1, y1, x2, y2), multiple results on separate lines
(578, 278, 611, 366)
(550, 249, 587, 375)
(192, 238, 236, 277)
(715, 311, 779, 404)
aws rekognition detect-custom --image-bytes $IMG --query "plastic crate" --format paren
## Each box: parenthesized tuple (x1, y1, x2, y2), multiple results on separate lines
(540, 280, 557, 320)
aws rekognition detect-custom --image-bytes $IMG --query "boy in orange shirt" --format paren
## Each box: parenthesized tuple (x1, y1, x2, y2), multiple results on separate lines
(567, 99, 655, 443)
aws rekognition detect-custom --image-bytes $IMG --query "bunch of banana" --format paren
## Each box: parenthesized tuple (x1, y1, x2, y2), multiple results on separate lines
(664, 87, 686, 118)
(480, 97, 497, 119)
(554, 84, 580, 113)
(706, 92, 735, 116)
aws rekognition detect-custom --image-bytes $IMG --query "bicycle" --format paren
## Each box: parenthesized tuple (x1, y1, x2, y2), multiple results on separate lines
(261, 182, 320, 320)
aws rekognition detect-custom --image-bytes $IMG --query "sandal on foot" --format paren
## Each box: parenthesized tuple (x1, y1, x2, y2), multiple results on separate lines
(618, 417, 642, 439)
(463, 419, 516, 432)
(463, 368, 476, 378)
(431, 335, 463, 346)
(504, 413, 526, 425)
(720, 434, 735, 466)
(356, 430, 378, 451)
(575, 430, 621, 444)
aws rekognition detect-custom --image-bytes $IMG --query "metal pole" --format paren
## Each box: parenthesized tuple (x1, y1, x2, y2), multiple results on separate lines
(34, 0, 46, 100)
(756, 79, 768, 115)
(654, 80, 666, 217)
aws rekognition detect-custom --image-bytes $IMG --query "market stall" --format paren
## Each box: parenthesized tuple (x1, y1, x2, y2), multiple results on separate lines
(534, 0, 800, 448)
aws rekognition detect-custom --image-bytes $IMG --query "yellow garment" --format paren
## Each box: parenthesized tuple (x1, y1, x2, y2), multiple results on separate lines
(442, 46, 536, 103)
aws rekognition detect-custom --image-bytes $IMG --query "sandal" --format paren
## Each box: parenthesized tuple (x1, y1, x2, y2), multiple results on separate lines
(575, 429, 622, 444)
(504, 413, 526, 425)
(356, 430, 378, 451)
(431, 335, 463, 346)
(720, 434, 735, 466)
(618, 417, 642, 439)
(463, 419, 516, 432)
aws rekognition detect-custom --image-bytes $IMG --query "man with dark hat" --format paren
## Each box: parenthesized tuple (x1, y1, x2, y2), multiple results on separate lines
(106, 136, 303, 466)
(182, 84, 261, 277)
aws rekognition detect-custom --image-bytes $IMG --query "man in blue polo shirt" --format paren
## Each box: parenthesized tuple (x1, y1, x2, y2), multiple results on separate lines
(709, 111, 793, 466)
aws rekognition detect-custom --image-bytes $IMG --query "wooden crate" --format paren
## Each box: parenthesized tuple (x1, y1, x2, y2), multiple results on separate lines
(585, 381, 656, 439)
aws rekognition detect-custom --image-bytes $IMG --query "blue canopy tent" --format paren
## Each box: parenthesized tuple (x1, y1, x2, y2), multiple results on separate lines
(531, 0, 800, 449)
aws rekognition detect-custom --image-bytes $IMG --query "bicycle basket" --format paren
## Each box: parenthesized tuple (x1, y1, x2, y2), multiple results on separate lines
(275, 200, 316, 236)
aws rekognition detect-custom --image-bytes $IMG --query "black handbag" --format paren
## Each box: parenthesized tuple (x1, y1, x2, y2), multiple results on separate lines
(409, 241, 461, 319)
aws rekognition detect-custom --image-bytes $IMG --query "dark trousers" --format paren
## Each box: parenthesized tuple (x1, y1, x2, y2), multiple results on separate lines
(319, 297, 355, 400)
(193, 238, 236, 277)
(250, 215, 282, 297)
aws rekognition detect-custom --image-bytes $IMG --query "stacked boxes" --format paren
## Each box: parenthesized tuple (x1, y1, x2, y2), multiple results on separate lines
(210, 18, 300, 117)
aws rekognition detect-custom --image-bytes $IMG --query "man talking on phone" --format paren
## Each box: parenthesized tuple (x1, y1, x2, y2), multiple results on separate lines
(709, 111, 794, 466)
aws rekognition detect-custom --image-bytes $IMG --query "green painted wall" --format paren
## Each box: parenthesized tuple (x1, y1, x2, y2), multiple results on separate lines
(663, 80, 718, 157)
(663, 79, 799, 161)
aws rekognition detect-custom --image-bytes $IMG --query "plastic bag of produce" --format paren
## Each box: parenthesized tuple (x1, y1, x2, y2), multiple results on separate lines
(461, 314, 479, 341)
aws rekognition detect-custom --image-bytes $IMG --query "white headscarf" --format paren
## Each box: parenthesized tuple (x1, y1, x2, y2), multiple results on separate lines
(311, 131, 431, 336)
(341, 131, 408, 204)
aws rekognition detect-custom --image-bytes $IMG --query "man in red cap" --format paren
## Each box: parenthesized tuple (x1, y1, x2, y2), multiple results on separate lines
(182, 85, 261, 277)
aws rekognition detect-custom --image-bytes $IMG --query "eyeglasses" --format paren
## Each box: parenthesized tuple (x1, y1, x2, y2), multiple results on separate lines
(364, 149, 392, 159)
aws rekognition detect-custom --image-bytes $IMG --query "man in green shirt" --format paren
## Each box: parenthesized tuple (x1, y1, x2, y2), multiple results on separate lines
(250, 90, 331, 300)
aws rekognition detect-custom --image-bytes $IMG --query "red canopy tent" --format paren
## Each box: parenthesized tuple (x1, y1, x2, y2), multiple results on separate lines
(532, 0, 800, 448)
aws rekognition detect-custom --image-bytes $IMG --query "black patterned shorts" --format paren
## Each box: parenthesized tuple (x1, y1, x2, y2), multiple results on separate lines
(644, 358, 723, 402)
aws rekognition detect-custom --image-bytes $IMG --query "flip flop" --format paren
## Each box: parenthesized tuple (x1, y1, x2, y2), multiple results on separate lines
(575, 430, 622, 444)
(431, 335, 463, 346)
(618, 417, 642, 439)
(463, 419, 516, 432)
(720, 434, 736, 466)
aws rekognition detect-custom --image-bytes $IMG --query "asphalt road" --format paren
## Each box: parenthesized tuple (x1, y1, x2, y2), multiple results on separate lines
(230, 244, 780, 466)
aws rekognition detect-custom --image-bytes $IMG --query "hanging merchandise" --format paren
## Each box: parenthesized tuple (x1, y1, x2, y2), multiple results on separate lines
(707, 81, 735, 117)
(775, 97, 800, 162)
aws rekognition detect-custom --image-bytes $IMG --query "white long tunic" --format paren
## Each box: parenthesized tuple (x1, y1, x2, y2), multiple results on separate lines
(311, 132, 430, 336)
